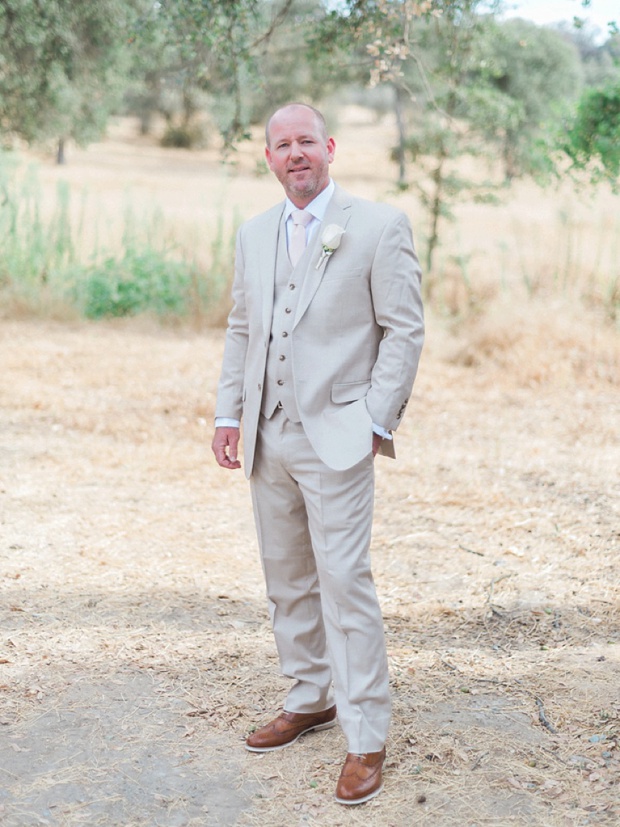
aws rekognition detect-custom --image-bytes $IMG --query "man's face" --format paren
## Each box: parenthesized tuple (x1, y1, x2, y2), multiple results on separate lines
(265, 106, 336, 207)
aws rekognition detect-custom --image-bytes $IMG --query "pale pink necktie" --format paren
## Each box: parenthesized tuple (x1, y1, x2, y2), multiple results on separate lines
(289, 209, 313, 266)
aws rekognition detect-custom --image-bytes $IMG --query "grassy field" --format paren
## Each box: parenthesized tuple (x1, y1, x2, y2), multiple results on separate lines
(0, 110, 618, 826)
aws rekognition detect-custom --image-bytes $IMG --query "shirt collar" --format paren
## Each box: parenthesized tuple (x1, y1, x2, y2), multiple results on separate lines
(284, 179, 335, 223)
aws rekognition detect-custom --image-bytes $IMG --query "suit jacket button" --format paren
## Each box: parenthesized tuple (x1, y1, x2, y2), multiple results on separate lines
(277, 379, 284, 386)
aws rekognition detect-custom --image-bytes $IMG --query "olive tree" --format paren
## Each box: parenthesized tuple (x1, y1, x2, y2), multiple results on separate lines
(0, 0, 142, 162)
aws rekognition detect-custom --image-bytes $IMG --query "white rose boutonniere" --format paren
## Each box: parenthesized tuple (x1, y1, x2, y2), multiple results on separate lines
(316, 224, 345, 269)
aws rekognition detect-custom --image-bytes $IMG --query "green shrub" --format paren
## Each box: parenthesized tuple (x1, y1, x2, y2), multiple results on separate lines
(0, 153, 219, 321)
(71, 249, 193, 319)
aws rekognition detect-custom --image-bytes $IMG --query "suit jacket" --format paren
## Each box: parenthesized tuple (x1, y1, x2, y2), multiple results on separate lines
(215, 184, 424, 478)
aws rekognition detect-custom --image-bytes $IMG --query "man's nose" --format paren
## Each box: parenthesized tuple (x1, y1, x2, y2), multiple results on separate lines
(291, 141, 304, 159)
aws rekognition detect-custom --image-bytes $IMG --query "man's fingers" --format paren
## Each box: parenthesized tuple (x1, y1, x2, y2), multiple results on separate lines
(212, 427, 242, 470)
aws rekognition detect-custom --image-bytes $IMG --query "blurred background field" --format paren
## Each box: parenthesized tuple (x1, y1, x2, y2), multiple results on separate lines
(0, 0, 618, 366)
(1, 108, 617, 387)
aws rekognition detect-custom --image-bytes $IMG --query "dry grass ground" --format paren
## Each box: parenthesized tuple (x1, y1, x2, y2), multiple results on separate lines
(1, 112, 619, 826)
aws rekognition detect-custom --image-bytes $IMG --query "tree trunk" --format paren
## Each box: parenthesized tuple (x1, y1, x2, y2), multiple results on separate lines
(56, 138, 66, 165)
(503, 133, 517, 182)
(426, 158, 445, 273)
(393, 84, 408, 189)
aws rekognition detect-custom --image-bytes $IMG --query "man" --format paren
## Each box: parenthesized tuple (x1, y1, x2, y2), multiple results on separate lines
(212, 103, 424, 805)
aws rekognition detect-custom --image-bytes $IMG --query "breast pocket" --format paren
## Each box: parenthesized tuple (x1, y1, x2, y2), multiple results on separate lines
(321, 265, 363, 281)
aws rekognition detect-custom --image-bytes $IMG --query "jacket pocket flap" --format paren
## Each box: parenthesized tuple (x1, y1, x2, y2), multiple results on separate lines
(322, 266, 363, 281)
(331, 380, 371, 404)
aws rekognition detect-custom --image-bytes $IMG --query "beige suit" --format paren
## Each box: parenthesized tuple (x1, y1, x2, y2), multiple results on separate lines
(215, 183, 424, 752)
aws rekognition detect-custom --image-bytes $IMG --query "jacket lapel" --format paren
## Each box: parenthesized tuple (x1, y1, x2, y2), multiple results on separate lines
(293, 185, 353, 329)
(259, 204, 285, 339)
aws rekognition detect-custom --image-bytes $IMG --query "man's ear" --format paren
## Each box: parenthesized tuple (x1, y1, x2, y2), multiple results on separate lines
(327, 137, 336, 164)
(265, 146, 274, 170)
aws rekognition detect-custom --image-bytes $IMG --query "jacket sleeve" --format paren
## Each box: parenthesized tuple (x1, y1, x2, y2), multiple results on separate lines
(365, 210, 424, 431)
(214, 229, 249, 421)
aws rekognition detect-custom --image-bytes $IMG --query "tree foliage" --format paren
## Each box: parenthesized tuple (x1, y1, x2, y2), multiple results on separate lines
(317, 2, 511, 269)
(314, 1, 594, 270)
(0, 0, 142, 161)
(563, 81, 620, 188)
(149, 0, 297, 150)
(0, 0, 618, 219)
(480, 18, 583, 181)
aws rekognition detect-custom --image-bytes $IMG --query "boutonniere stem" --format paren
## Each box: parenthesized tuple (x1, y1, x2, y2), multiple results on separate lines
(316, 224, 345, 269)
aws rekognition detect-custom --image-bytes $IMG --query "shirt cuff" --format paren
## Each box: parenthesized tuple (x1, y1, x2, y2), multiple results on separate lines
(215, 417, 240, 429)
(372, 423, 392, 440)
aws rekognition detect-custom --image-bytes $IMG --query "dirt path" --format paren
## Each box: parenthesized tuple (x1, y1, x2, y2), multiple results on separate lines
(1, 319, 619, 826)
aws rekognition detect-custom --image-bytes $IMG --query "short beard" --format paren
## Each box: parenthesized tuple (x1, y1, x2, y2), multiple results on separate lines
(287, 172, 322, 201)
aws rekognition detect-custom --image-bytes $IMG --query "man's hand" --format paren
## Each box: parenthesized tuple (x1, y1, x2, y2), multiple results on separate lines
(212, 427, 242, 470)
(372, 432, 382, 458)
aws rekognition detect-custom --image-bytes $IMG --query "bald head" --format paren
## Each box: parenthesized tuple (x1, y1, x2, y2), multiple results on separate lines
(265, 103, 328, 148)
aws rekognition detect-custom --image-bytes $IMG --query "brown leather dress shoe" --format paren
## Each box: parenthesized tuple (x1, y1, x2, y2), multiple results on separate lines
(335, 747, 386, 805)
(245, 705, 337, 752)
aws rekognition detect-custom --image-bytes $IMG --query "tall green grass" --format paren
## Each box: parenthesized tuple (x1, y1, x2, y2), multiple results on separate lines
(0, 154, 237, 321)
